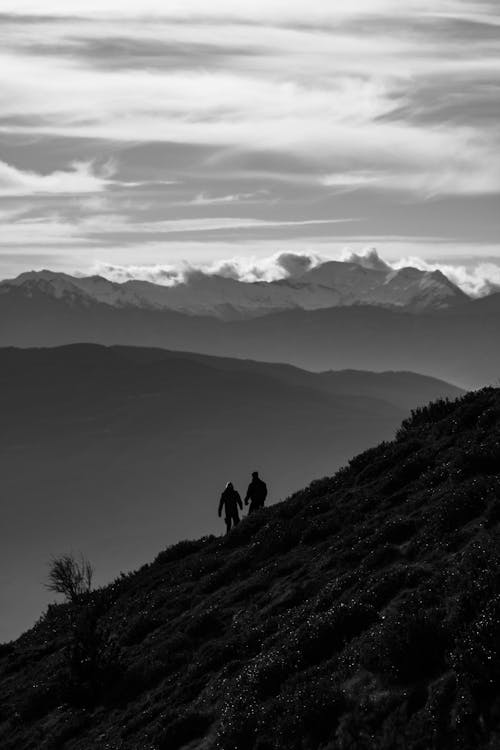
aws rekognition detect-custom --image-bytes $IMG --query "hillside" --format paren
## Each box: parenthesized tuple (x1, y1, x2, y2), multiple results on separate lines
(0, 345, 462, 641)
(1, 387, 500, 749)
(0, 288, 498, 388)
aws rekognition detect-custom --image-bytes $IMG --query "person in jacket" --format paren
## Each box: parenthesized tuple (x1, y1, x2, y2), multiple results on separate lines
(218, 482, 243, 534)
(244, 471, 268, 514)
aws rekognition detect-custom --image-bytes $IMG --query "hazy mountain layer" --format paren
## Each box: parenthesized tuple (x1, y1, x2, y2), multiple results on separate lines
(0, 345, 462, 640)
(1, 288, 498, 388)
(1, 388, 500, 749)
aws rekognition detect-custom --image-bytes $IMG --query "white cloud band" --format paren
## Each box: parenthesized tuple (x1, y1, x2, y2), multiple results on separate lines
(89, 247, 500, 297)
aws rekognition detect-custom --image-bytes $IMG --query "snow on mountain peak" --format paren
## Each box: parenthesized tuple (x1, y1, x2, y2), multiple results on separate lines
(0, 256, 468, 319)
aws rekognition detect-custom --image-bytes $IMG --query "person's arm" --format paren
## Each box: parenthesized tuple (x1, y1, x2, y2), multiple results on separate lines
(244, 484, 251, 504)
(218, 494, 224, 517)
(236, 491, 243, 510)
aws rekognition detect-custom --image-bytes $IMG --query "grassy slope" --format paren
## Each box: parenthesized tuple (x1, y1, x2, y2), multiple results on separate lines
(1, 388, 500, 750)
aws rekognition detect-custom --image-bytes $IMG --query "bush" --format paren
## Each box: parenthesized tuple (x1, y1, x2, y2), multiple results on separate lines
(299, 602, 378, 668)
(274, 677, 346, 750)
(434, 484, 488, 533)
(223, 512, 270, 549)
(0, 642, 14, 658)
(122, 611, 161, 646)
(373, 518, 417, 547)
(455, 443, 500, 479)
(63, 601, 124, 707)
(380, 456, 427, 495)
(362, 565, 431, 610)
(396, 397, 456, 438)
(185, 607, 223, 639)
(362, 604, 449, 685)
(18, 678, 63, 721)
(157, 710, 214, 750)
(301, 515, 340, 545)
(154, 536, 215, 566)
(450, 594, 500, 741)
(46, 553, 93, 603)
(218, 668, 346, 750)
(485, 498, 500, 528)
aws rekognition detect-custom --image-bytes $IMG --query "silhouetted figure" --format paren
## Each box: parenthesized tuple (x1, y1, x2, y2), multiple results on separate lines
(218, 482, 243, 535)
(244, 471, 268, 514)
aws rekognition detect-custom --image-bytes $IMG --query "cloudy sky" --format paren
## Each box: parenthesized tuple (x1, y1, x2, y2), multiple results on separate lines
(0, 0, 499, 281)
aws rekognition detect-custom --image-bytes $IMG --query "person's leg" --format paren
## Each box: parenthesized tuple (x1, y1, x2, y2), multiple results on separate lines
(225, 517, 231, 535)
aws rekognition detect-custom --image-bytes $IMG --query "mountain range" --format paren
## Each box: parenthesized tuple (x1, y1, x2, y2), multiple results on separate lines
(0, 257, 468, 320)
(2, 386, 500, 749)
(0, 344, 462, 641)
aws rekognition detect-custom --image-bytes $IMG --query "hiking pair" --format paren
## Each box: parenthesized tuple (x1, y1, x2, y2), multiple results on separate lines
(218, 471, 268, 534)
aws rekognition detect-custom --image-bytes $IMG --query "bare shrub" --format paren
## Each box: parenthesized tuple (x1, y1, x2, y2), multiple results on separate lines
(46, 553, 93, 603)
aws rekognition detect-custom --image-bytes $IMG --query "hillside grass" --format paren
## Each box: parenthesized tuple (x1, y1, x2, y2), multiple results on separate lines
(1, 388, 500, 749)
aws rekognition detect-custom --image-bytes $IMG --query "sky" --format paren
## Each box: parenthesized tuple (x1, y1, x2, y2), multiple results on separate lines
(0, 0, 499, 281)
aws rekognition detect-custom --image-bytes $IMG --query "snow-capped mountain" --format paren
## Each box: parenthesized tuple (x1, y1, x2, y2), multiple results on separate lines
(292, 260, 466, 312)
(0, 257, 468, 319)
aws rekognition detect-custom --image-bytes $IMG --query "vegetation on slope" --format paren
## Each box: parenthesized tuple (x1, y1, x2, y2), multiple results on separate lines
(1, 388, 500, 749)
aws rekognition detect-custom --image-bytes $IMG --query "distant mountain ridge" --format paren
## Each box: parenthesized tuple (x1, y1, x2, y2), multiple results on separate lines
(1, 285, 498, 388)
(0, 256, 469, 319)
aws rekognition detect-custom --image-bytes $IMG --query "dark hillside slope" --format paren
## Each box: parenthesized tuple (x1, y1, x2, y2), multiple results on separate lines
(2, 388, 500, 750)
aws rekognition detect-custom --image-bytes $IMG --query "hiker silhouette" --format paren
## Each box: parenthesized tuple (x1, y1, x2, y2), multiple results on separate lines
(218, 482, 243, 535)
(244, 471, 268, 514)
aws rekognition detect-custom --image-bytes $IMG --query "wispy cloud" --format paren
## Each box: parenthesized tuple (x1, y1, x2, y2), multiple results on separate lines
(1, 1, 496, 23)
(76, 215, 357, 235)
(0, 159, 114, 196)
(0, 0, 498, 276)
(0, 2, 498, 197)
(189, 192, 264, 205)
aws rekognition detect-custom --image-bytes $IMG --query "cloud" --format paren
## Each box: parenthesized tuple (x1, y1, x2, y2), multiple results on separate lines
(0, 0, 497, 278)
(340, 246, 391, 271)
(274, 252, 320, 277)
(89, 262, 184, 285)
(0, 217, 91, 246)
(75, 216, 356, 236)
(92, 250, 325, 285)
(0, 159, 114, 196)
(208, 250, 323, 281)
(190, 192, 264, 205)
(0, 1, 498, 198)
(89, 247, 500, 296)
(0, 1, 493, 24)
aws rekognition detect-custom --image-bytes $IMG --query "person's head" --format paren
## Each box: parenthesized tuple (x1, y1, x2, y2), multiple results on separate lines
(252, 471, 259, 478)
(226, 481, 233, 489)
